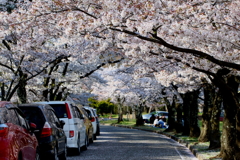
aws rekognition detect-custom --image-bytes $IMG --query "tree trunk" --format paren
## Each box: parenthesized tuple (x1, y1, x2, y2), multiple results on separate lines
(163, 96, 176, 132)
(189, 90, 201, 138)
(199, 82, 214, 142)
(135, 103, 144, 126)
(1, 83, 6, 101)
(182, 92, 190, 136)
(182, 90, 201, 137)
(216, 75, 240, 160)
(175, 102, 183, 133)
(118, 104, 123, 123)
(17, 74, 27, 103)
(209, 90, 221, 149)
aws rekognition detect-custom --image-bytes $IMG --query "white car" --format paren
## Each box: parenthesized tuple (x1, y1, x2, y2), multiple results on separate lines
(83, 106, 99, 140)
(34, 101, 88, 155)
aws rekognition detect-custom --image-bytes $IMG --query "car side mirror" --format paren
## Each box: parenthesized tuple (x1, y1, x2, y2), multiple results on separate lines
(60, 120, 65, 128)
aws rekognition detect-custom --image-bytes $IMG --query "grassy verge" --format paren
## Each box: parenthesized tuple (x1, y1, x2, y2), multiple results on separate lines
(100, 118, 222, 160)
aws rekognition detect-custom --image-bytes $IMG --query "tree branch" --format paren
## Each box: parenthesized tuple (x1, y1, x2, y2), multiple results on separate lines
(109, 27, 240, 71)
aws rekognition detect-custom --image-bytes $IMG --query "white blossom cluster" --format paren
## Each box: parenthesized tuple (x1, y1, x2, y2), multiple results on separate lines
(0, 0, 239, 103)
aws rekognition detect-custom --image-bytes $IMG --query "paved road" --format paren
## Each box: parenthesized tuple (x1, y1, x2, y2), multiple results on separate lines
(67, 125, 198, 160)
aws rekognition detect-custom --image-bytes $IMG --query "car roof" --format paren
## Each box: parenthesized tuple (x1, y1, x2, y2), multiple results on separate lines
(19, 103, 50, 108)
(83, 106, 94, 110)
(34, 101, 74, 104)
(18, 103, 55, 112)
(0, 101, 17, 109)
(154, 111, 168, 113)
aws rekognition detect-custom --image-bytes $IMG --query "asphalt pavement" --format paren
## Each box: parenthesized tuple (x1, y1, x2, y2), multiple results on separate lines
(67, 125, 198, 160)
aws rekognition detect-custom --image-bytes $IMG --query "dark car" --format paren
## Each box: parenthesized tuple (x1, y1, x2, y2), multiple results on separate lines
(0, 101, 39, 160)
(19, 103, 67, 160)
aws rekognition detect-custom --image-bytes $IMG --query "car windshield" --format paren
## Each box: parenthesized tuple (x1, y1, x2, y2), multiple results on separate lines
(48, 104, 67, 118)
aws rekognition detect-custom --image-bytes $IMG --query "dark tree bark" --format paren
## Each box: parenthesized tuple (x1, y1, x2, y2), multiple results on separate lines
(182, 93, 190, 136)
(135, 100, 145, 126)
(198, 80, 221, 149)
(118, 104, 123, 123)
(135, 106, 144, 126)
(164, 95, 176, 132)
(198, 83, 212, 142)
(209, 89, 221, 149)
(189, 90, 201, 138)
(17, 72, 28, 103)
(214, 75, 240, 160)
(175, 102, 184, 133)
(182, 90, 201, 137)
(116, 96, 125, 123)
(0, 83, 6, 100)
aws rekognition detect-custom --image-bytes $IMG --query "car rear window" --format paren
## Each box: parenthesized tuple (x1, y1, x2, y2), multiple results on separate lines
(20, 107, 46, 129)
(48, 104, 68, 118)
(84, 109, 92, 118)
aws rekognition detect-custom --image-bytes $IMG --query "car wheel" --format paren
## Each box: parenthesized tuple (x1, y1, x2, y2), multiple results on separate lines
(93, 133, 97, 140)
(89, 133, 93, 143)
(96, 125, 100, 136)
(89, 129, 94, 143)
(82, 134, 88, 151)
(35, 150, 40, 160)
(59, 143, 67, 160)
(18, 153, 22, 160)
(51, 147, 59, 160)
(75, 138, 81, 155)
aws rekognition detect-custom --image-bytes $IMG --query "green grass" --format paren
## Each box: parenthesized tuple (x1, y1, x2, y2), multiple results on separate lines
(100, 118, 136, 126)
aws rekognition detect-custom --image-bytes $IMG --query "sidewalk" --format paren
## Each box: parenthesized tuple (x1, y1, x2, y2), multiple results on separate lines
(103, 123, 221, 160)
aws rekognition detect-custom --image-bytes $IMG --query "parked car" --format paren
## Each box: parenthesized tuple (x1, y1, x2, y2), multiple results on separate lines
(219, 111, 224, 121)
(77, 105, 94, 143)
(0, 101, 39, 160)
(92, 108, 100, 136)
(83, 106, 99, 140)
(34, 101, 88, 155)
(142, 111, 168, 123)
(19, 103, 67, 160)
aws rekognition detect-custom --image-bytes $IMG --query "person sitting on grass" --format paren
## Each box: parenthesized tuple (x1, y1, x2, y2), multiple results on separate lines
(153, 116, 160, 127)
(158, 117, 165, 128)
(149, 114, 155, 124)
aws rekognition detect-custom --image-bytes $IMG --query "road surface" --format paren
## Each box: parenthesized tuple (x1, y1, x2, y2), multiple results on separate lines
(67, 125, 198, 160)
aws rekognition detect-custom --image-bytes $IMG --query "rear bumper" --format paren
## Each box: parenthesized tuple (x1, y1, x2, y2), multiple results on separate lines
(66, 137, 78, 148)
(39, 138, 56, 157)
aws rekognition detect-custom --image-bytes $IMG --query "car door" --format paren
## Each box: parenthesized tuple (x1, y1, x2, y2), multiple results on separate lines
(72, 106, 86, 146)
(47, 109, 66, 153)
(13, 108, 37, 160)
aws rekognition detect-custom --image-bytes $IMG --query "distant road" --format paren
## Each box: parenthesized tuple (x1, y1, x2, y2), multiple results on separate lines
(67, 125, 198, 160)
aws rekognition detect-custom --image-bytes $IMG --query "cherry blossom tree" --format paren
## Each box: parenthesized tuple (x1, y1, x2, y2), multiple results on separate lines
(1, 0, 240, 159)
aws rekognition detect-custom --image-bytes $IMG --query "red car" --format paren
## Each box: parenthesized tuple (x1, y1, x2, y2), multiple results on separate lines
(0, 101, 39, 160)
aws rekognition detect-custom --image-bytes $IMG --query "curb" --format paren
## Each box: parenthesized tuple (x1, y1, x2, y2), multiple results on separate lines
(103, 123, 208, 160)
